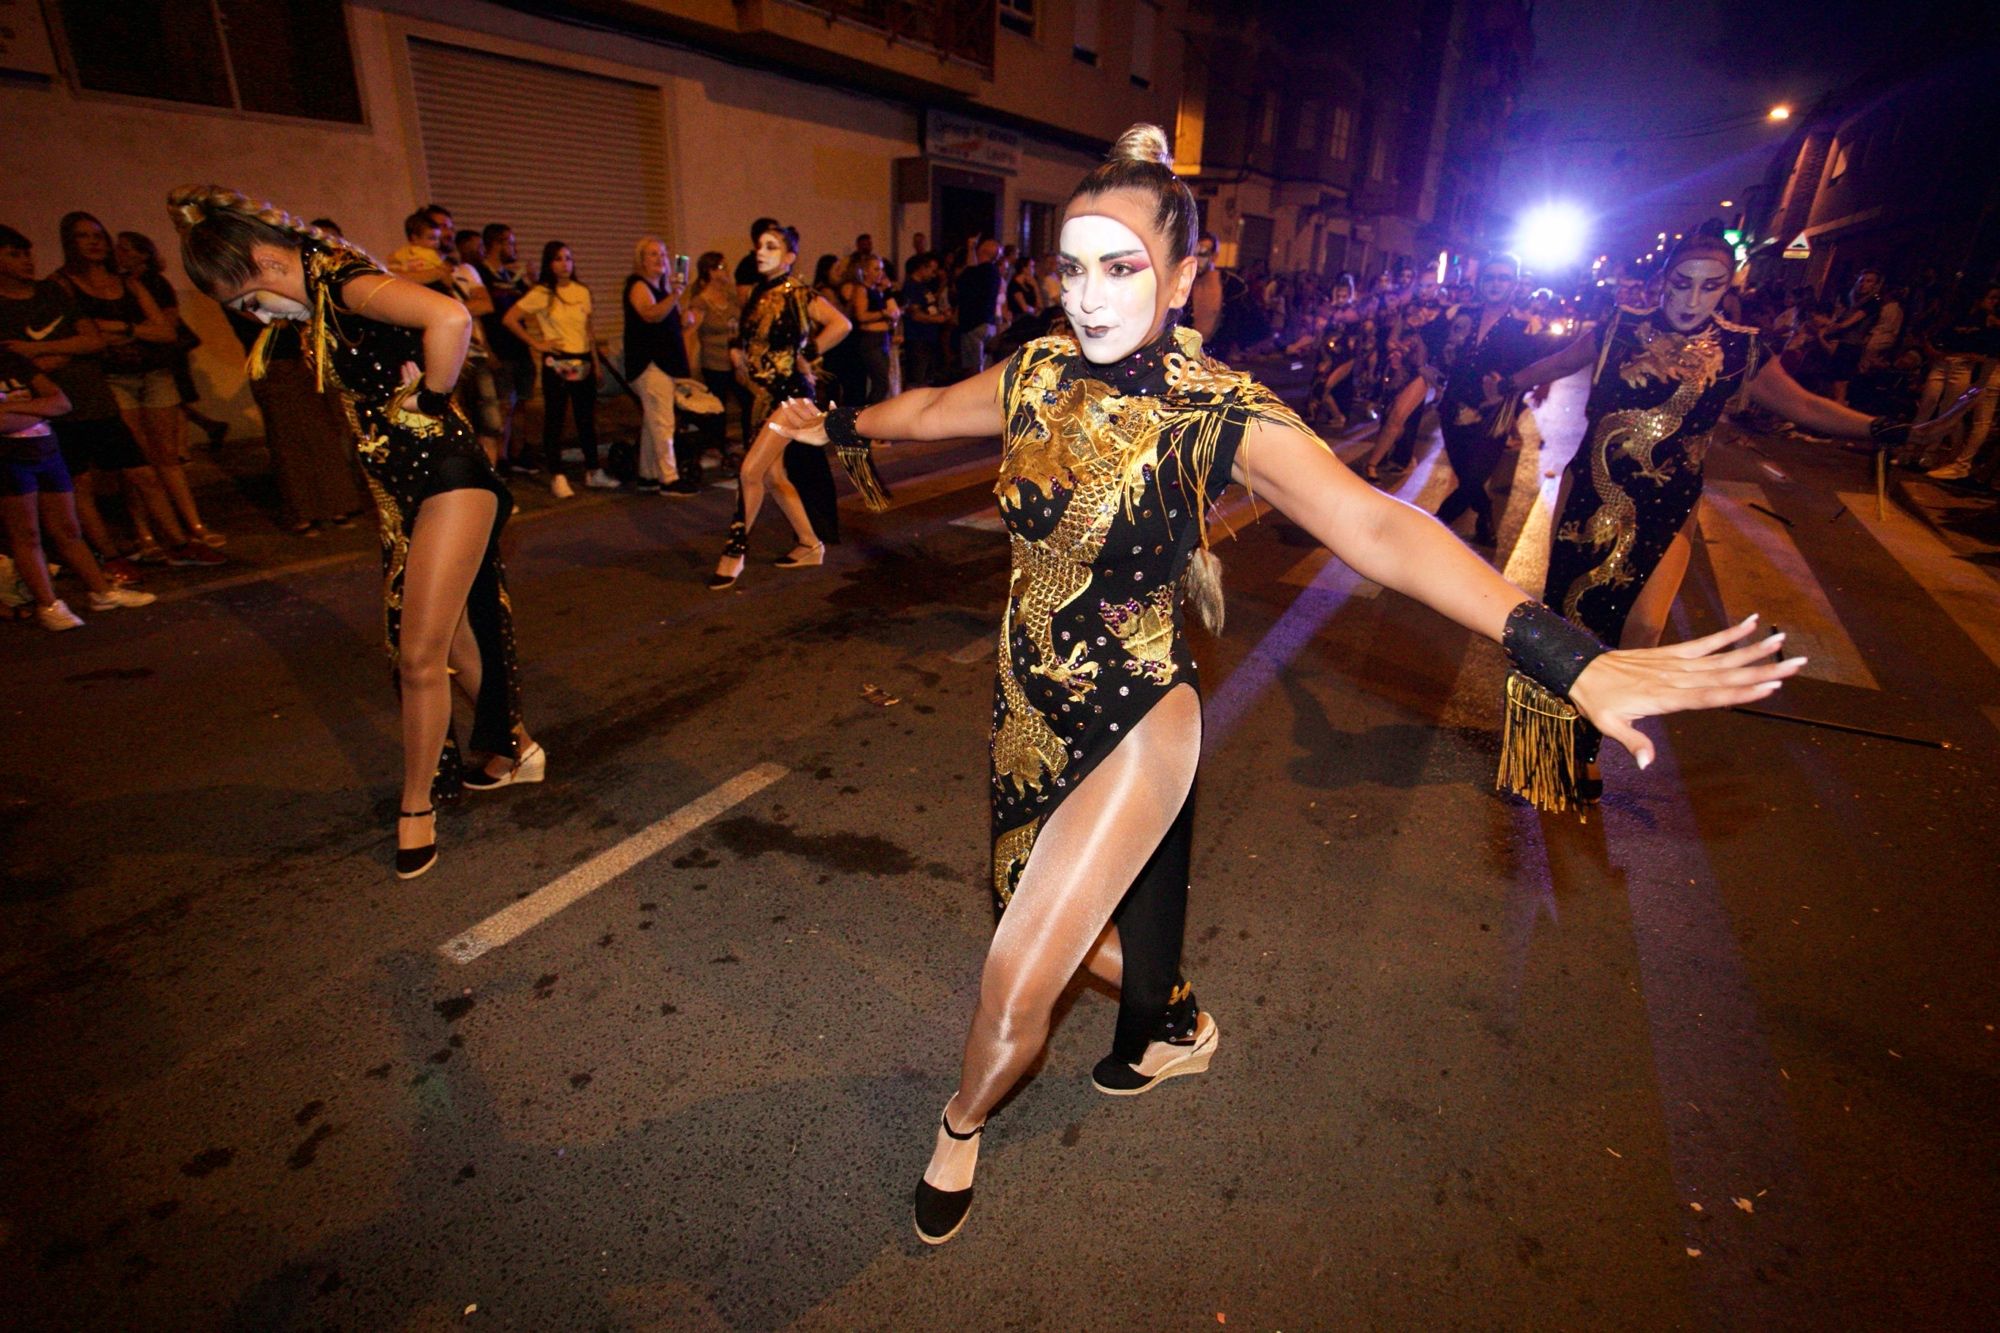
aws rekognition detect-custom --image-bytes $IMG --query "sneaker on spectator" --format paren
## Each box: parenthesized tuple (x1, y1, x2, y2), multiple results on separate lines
(664, 478, 702, 497)
(100, 557, 143, 586)
(167, 542, 227, 567)
(1927, 460, 1973, 480)
(585, 469, 620, 490)
(38, 600, 85, 631)
(634, 478, 663, 495)
(89, 587, 157, 610)
(130, 543, 168, 564)
(550, 474, 575, 499)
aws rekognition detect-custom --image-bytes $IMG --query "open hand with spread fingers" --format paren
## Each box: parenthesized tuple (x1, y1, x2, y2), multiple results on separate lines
(766, 396, 829, 445)
(1567, 615, 1805, 769)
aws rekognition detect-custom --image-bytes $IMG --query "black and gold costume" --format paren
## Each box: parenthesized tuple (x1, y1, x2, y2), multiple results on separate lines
(738, 272, 839, 542)
(1543, 307, 1760, 644)
(991, 325, 1315, 1062)
(291, 243, 522, 788)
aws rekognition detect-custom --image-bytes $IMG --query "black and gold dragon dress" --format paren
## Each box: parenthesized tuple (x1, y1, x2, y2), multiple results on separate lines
(1543, 306, 1760, 645)
(285, 242, 522, 790)
(990, 324, 1315, 1064)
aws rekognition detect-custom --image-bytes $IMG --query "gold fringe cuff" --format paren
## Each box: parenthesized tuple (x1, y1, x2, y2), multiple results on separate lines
(1496, 671, 1585, 815)
(833, 441, 891, 511)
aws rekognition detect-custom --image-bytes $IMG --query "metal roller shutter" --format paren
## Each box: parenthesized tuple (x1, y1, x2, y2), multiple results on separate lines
(407, 38, 669, 296)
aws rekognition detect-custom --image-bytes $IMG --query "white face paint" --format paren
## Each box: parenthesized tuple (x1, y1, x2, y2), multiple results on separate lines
(1661, 258, 1731, 332)
(229, 291, 312, 324)
(754, 233, 791, 277)
(1057, 213, 1161, 364)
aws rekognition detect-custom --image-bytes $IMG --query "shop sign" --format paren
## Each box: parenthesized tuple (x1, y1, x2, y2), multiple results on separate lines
(926, 110, 1021, 175)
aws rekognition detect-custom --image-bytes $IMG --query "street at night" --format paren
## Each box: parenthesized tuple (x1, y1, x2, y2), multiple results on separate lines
(5, 360, 1997, 1328)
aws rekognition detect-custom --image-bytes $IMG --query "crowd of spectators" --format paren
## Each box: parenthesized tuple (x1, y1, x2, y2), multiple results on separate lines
(8, 190, 1997, 634)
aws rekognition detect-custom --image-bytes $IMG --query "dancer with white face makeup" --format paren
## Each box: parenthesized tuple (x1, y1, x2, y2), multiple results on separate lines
(767, 129, 1805, 1245)
(1498, 232, 1976, 802)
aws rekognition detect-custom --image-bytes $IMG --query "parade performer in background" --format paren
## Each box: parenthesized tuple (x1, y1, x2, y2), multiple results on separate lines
(1499, 232, 1976, 802)
(171, 188, 542, 879)
(708, 221, 852, 589)
(765, 126, 1804, 1246)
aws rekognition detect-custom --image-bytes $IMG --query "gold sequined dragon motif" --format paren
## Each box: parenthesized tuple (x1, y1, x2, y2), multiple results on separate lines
(1559, 322, 1721, 621)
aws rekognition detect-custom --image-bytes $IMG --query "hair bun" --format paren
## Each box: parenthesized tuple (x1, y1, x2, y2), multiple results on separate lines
(1110, 124, 1173, 170)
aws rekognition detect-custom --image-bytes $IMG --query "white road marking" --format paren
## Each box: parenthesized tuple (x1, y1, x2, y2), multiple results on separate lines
(865, 455, 996, 510)
(948, 632, 996, 664)
(438, 762, 788, 964)
(1699, 482, 1879, 689)
(950, 511, 1007, 533)
(1840, 491, 2000, 674)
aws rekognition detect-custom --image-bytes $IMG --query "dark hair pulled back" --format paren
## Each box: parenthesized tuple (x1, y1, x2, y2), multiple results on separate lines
(1066, 124, 1199, 268)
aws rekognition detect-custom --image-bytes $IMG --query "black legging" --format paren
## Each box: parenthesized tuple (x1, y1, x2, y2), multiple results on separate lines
(703, 367, 754, 455)
(1108, 785, 1197, 1063)
(541, 363, 599, 472)
(1435, 420, 1505, 532)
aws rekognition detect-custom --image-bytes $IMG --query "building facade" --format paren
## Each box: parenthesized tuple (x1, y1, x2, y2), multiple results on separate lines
(0, 0, 1185, 427)
(1172, 0, 1529, 282)
(1745, 42, 2000, 296)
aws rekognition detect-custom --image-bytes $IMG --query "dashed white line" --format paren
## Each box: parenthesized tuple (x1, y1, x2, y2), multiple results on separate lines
(438, 762, 789, 964)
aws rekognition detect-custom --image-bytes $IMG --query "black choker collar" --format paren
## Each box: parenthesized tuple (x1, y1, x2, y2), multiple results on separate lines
(1068, 325, 1177, 394)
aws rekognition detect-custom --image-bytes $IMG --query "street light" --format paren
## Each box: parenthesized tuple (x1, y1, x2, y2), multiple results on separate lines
(1514, 201, 1590, 270)
(1720, 199, 1735, 208)
(1768, 105, 1792, 121)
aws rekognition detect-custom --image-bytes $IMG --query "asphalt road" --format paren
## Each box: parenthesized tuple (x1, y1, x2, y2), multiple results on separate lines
(3, 363, 1997, 1331)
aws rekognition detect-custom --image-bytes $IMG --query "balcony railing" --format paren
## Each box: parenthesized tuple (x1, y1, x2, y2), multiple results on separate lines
(779, 0, 997, 72)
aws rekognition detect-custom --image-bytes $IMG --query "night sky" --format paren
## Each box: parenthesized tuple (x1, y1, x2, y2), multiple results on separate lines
(1495, 0, 1970, 271)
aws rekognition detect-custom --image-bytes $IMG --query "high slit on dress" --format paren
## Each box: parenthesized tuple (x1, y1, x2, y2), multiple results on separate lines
(988, 326, 1315, 1062)
(294, 243, 523, 794)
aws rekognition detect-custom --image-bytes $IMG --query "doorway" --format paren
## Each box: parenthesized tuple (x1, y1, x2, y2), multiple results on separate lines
(932, 166, 1004, 260)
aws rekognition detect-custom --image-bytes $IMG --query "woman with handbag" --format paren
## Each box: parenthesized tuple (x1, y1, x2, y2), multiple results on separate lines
(504, 241, 605, 497)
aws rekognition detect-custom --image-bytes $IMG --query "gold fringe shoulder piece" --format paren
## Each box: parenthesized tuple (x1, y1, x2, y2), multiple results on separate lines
(1496, 671, 1587, 815)
(245, 323, 278, 382)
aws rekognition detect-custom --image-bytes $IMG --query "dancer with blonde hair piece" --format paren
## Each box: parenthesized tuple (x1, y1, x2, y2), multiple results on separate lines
(171, 187, 542, 878)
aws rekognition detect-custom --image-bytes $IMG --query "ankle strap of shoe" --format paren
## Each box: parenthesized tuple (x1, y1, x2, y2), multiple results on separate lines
(400, 807, 435, 818)
(940, 1108, 984, 1140)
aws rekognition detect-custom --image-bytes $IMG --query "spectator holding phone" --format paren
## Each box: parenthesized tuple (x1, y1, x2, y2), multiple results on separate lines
(625, 237, 699, 494)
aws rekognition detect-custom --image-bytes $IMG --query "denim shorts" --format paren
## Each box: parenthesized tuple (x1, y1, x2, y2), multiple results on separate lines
(0, 443, 74, 496)
(458, 363, 507, 437)
(106, 367, 182, 411)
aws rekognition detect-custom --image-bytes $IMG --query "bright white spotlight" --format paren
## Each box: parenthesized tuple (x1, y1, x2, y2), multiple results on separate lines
(1515, 203, 1589, 271)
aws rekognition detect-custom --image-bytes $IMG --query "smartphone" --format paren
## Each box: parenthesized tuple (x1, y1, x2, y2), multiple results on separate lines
(673, 254, 690, 284)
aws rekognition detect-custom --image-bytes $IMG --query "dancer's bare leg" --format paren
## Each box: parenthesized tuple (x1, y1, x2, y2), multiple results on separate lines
(738, 424, 817, 546)
(1363, 376, 1428, 473)
(395, 489, 497, 849)
(1619, 517, 1696, 651)
(925, 685, 1201, 1192)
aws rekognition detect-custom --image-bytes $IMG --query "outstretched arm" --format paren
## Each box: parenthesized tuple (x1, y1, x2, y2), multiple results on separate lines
(1239, 418, 1802, 764)
(1500, 327, 1599, 395)
(767, 362, 1008, 444)
(1747, 356, 1975, 449)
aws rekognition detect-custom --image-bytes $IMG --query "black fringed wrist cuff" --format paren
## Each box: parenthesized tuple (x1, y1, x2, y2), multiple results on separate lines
(415, 385, 454, 417)
(1501, 601, 1606, 700)
(1868, 415, 1910, 446)
(823, 404, 866, 449)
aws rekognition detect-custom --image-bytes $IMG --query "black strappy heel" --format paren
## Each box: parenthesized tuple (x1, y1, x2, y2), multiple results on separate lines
(912, 1107, 984, 1245)
(395, 807, 438, 880)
